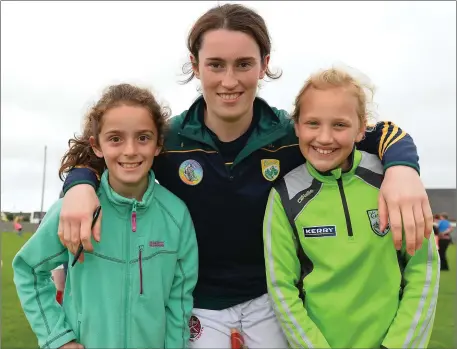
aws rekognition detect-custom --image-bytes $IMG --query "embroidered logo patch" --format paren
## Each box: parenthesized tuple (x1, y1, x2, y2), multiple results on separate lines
(189, 315, 203, 342)
(261, 159, 280, 181)
(179, 160, 203, 186)
(149, 241, 164, 248)
(367, 209, 390, 236)
(303, 225, 337, 238)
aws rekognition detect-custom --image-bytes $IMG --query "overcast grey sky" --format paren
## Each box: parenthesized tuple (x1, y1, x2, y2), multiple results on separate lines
(1, 1, 456, 212)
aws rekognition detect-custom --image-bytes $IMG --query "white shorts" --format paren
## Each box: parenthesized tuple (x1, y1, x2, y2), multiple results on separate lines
(189, 293, 288, 348)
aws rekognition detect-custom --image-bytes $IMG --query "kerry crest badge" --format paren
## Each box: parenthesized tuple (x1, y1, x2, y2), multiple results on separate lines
(367, 209, 390, 237)
(261, 159, 280, 181)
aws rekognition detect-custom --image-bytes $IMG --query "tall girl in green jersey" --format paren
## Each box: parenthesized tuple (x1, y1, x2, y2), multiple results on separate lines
(263, 68, 440, 349)
(13, 84, 198, 349)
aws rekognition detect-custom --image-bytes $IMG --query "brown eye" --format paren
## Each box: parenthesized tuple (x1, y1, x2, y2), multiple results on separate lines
(110, 136, 121, 143)
(209, 62, 223, 69)
(138, 135, 150, 142)
(238, 62, 252, 69)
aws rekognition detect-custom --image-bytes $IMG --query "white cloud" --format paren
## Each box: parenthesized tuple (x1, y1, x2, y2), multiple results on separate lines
(1, 1, 455, 211)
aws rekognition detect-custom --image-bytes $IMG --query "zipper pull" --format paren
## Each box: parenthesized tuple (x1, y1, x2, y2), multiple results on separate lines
(131, 201, 137, 232)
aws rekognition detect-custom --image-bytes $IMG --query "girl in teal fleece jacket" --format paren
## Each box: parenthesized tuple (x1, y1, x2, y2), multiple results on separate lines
(13, 83, 199, 349)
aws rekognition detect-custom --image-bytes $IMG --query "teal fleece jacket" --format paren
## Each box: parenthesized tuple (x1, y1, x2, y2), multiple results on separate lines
(13, 170, 199, 349)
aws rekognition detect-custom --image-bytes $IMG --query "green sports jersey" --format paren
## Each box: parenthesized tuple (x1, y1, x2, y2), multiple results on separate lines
(263, 149, 440, 349)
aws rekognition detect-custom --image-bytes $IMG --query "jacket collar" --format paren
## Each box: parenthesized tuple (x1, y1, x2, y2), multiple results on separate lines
(306, 147, 361, 183)
(99, 169, 156, 211)
(178, 95, 284, 144)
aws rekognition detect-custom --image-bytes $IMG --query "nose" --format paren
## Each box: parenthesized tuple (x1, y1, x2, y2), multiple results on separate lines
(316, 125, 333, 145)
(123, 138, 137, 156)
(220, 68, 238, 90)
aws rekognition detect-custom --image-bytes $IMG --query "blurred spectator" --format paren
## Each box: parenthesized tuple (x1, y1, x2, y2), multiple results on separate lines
(437, 212, 453, 271)
(13, 216, 23, 237)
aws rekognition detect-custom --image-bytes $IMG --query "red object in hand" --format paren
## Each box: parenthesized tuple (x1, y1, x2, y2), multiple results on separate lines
(56, 290, 63, 304)
(230, 328, 247, 349)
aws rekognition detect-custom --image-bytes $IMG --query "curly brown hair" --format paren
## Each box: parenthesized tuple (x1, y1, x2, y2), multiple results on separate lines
(59, 83, 170, 180)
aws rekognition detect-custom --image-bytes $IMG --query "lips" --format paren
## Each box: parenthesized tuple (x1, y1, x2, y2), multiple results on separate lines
(217, 92, 243, 101)
(312, 146, 337, 155)
(119, 162, 142, 169)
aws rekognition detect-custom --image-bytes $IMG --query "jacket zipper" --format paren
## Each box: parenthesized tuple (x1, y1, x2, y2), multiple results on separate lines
(131, 201, 143, 295)
(336, 177, 354, 237)
(138, 245, 144, 295)
(124, 201, 135, 349)
(131, 201, 137, 232)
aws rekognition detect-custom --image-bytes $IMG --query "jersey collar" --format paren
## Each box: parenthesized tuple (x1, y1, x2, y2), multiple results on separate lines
(306, 147, 362, 183)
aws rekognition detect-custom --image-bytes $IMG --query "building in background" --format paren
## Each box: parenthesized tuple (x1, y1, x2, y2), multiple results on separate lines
(426, 189, 456, 220)
(30, 211, 46, 223)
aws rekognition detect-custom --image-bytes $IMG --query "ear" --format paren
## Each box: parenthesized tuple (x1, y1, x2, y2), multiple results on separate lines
(294, 120, 300, 138)
(89, 136, 104, 158)
(355, 122, 367, 143)
(190, 55, 200, 80)
(259, 54, 270, 79)
(154, 145, 162, 157)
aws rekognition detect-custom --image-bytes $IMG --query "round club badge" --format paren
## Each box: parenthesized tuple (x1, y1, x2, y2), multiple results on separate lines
(189, 315, 203, 342)
(179, 160, 203, 186)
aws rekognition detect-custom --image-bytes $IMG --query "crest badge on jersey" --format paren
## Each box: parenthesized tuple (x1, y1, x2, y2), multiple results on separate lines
(367, 209, 390, 236)
(261, 159, 280, 181)
(179, 160, 203, 186)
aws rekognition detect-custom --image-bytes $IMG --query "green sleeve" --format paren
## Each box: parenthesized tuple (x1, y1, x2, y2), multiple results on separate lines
(12, 200, 76, 349)
(263, 188, 331, 349)
(165, 208, 199, 349)
(381, 235, 440, 348)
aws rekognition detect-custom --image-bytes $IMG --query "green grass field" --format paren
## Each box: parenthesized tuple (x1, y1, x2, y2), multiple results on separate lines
(2, 231, 456, 348)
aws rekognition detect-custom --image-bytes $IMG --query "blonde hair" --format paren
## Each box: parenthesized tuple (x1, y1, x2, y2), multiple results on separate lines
(291, 67, 375, 127)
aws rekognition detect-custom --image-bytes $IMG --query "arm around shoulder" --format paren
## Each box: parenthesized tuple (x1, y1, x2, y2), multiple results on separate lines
(63, 167, 100, 195)
(357, 121, 420, 173)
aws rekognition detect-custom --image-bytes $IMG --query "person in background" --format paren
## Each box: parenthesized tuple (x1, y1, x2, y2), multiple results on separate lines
(433, 222, 440, 250)
(13, 216, 23, 237)
(437, 212, 453, 271)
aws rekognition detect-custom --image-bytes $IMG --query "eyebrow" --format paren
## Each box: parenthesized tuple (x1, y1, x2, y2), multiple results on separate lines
(205, 56, 257, 62)
(103, 129, 155, 135)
